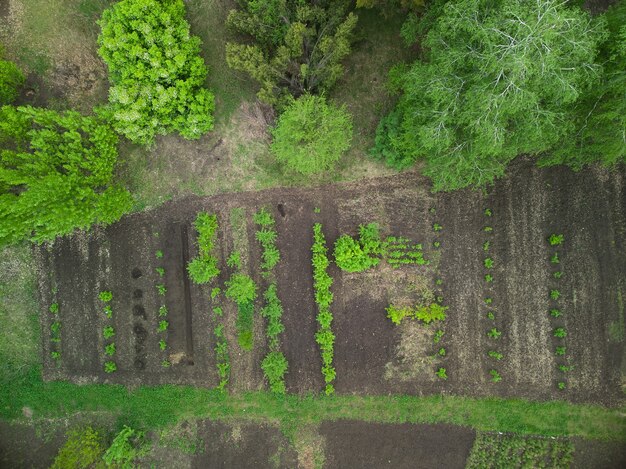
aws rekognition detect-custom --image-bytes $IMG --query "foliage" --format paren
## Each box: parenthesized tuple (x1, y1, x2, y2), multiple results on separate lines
(158, 320, 169, 332)
(312, 223, 336, 394)
(102, 426, 147, 468)
(386, 303, 447, 325)
(490, 369, 502, 383)
(225, 274, 257, 305)
(255, 208, 281, 272)
(104, 361, 117, 373)
(105, 343, 116, 357)
(488, 351, 503, 360)
(0, 49, 25, 105)
(103, 326, 115, 340)
(372, 0, 606, 191)
(551, 253, 560, 264)
(261, 351, 288, 395)
(550, 290, 561, 301)
(333, 223, 386, 272)
(487, 328, 501, 339)
(270, 95, 353, 175)
(187, 213, 220, 285)
(97, 0, 214, 144)
(51, 426, 105, 469)
(213, 323, 230, 391)
(542, 1, 626, 168)
(99, 291, 113, 303)
(484, 258, 494, 269)
(0, 106, 132, 246)
(261, 284, 285, 351)
(554, 328, 567, 338)
(466, 432, 574, 469)
(226, 1, 358, 108)
(226, 251, 242, 269)
(235, 300, 254, 351)
(549, 234, 564, 246)
(435, 367, 447, 380)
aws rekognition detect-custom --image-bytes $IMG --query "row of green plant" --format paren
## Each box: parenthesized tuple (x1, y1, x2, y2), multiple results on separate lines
(482, 208, 503, 383)
(155, 247, 170, 368)
(334, 223, 428, 273)
(548, 233, 570, 390)
(225, 274, 257, 351)
(48, 283, 61, 362)
(187, 213, 220, 285)
(210, 288, 230, 391)
(312, 223, 336, 395)
(429, 210, 449, 380)
(465, 432, 574, 469)
(386, 303, 447, 326)
(99, 291, 117, 374)
(255, 208, 288, 395)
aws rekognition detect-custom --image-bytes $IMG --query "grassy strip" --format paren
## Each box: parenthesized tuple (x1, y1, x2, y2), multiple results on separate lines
(2, 370, 625, 441)
(312, 223, 336, 395)
(255, 208, 288, 395)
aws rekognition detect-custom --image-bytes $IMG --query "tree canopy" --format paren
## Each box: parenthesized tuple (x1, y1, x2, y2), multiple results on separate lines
(373, 0, 607, 191)
(270, 95, 353, 175)
(97, 0, 215, 145)
(0, 46, 25, 105)
(0, 106, 132, 245)
(226, 0, 358, 109)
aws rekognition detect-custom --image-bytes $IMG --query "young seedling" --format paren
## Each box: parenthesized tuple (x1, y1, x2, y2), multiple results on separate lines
(104, 305, 113, 319)
(211, 287, 221, 299)
(314, 207, 321, 214)
(436, 368, 448, 380)
(550, 289, 561, 301)
(553, 271, 563, 279)
(162, 360, 171, 368)
(433, 241, 441, 248)
(484, 297, 493, 305)
(551, 253, 560, 264)
(104, 361, 117, 373)
(555, 346, 566, 356)
(51, 351, 61, 360)
(483, 226, 493, 232)
(550, 309, 562, 318)
(429, 207, 436, 214)
(433, 223, 442, 232)
(155, 250, 164, 259)
(487, 328, 501, 339)
(484, 208, 492, 217)
(487, 311, 495, 320)
(158, 320, 169, 332)
(485, 274, 493, 282)
(157, 284, 167, 296)
(49, 303, 59, 314)
(105, 343, 116, 356)
(158, 305, 168, 317)
(435, 278, 443, 286)
(51, 321, 61, 334)
(490, 369, 502, 383)
(549, 234, 564, 246)
(213, 306, 223, 317)
(103, 326, 115, 339)
(557, 381, 566, 390)
(156, 267, 165, 277)
(558, 364, 573, 373)
(438, 347, 446, 357)
(553, 328, 567, 338)
(483, 241, 490, 251)
(433, 330, 445, 343)
(488, 351, 503, 360)
(484, 258, 494, 269)
(99, 291, 113, 303)
(159, 339, 167, 351)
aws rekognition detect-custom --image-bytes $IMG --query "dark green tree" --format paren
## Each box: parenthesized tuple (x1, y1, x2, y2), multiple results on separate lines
(97, 0, 215, 145)
(0, 106, 132, 245)
(373, 0, 607, 191)
(226, 0, 358, 109)
(270, 95, 353, 174)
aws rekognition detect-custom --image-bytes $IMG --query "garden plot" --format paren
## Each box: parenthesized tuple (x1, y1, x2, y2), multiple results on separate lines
(39, 160, 625, 405)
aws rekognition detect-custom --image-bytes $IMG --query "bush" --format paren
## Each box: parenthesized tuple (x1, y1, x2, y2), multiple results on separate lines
(51, 427, 105, 469)
(225, 274, 257, 305)
(102, 426, 147, 468)
(0, 49, 25, 105)
(261, 351, 288, 395)
(187, 257, 220, 284)
(0, 106, 132, 246)
(373, 0, 607, 190)
(334, 223, 382, 272)
(271, 95, 353, 175)
(97, 0, 214, 144)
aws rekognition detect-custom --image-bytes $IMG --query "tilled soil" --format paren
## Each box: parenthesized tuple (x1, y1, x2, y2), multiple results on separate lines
(39, 159, 625, 405)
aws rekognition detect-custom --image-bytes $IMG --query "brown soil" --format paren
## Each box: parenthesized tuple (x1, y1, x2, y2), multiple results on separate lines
(0, 420, 64, 469)
(320, 421, 475, 469)
(39, 159, 625, 406)
(571, 437, 626, 468)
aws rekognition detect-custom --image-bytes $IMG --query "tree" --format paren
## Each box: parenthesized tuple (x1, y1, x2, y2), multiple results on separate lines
(373, 0, 606, 191)
(0, 106, 132, 245)
(226, 0, 358, 109)
(540, 1, 626, 168)
(97, 0, 214, 145)
(270, 95, 353, 175)
(0, 45, 25, 105)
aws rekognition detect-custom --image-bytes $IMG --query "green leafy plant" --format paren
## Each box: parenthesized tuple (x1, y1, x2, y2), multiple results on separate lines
(261, 351, 288, 395)
(490, 369, 502, 383)
(386, 303, 447, 325)
(0, 52, 25, 105)
(103, 305, 112, 319)
(155, 250, 163, 259)
(433, 330, 445, 343)
(102, 426, 147, 467)
(559, 364, 574, 373)
(484, 208, 492, 217)
(314, 207, 321, 214)
(255, 208, 281, 272)
(227, 251, 242, 269)
(555, 346, 566, 356)
(550, 309, 563, 318)
(49, 303, 59, 314)
(483, 241, 490, 252)
(484, 258, 494, 269)
(97, 0, 214, 145)
(550, 289, 561, 301)
(157, 284, 167, 296)
(554, 328, 567, 338)
(211, 288, 221, 299)
(435, 278, 443, 286)
(485, 274, 493, 282)
(156, 267, 165, 277)
(554, 271, 563, 279)
(158, 305, 168, 317)
(105, 343, 116, 356)
(158, 320, 169, 332)
(551, 253, 560, 264)
(484, 297, 493, 305)
(51, 426, 105, 469)
(225, 274, 257, 305)
(433, 241, 441, 248)
(103, 326, 115, 340)
(488, 351, 503, 360)
(161, 360, 171, 368)
(187, 257, 220, 285)
(214, 324, 230, 390)
(484, 226, 493, 233)
(549, 234, 564, 246)
(51, 351, 61, 360)
(334, 224, 382, 272)
(159, 340, 167, 351)
(433, 223, 442, 232)
(104, 361, 117, 373)
(436, 367, 448, 380)
(487, 311, 495, 321)
(99, 291, 113, 303)
(558, 382, 566, 390)
(488, 328, 501, 339)
(187, 213, 220, 284)
(438, 347, 446, 357)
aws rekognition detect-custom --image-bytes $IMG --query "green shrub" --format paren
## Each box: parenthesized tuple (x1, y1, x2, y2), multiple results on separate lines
(334, 223, 385, 272)
(386, 303, 447, 325)
(0, 51, 25, 105)
(99, 291, 113, 303)
(187, 257, 220, 284)
(270, 95, 353, 175)
(187, 213, 220, 284)
(103, 326, 115, 339)
(102, 426, 147, 468)
(261, 351, 288, 395)
(225, 274, 257, 305)
(105, 343, 116, 356)
(51, 426, 105, 469)
(0, 106, 132, 246)
(97, 0, 214, 144)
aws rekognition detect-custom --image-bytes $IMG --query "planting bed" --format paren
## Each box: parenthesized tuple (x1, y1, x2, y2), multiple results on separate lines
(38, 159, 625, 404)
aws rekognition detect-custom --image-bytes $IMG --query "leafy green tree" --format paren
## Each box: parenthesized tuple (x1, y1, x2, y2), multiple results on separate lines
(541, 1, 626, 168)
(0, 106, 132, 245)
(270, 95, 353, 174)
(97, 0, 214, 145)
(0, 46, 25, 105)
(226, 0, 358, 108)
(373, 0, 606, 191)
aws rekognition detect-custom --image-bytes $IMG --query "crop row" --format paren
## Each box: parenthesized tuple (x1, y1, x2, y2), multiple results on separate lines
(48, 283, 61, 363)
(255, 208, 288, 395)
(154, 247, 169, 368)
(312, 223, 336, 395)
(99, 290, 117, 373)
(187, 213, 220, 285)
(548, 233, 570, 390)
